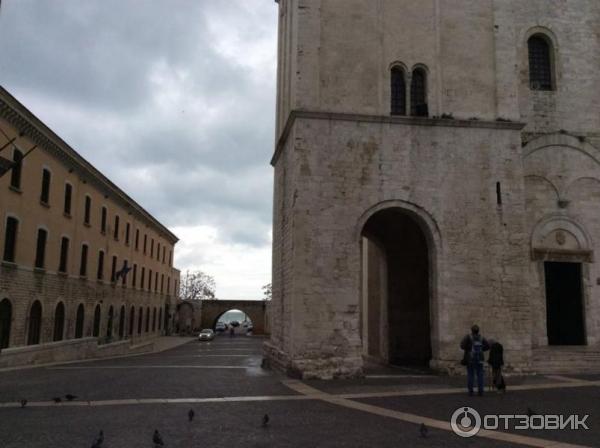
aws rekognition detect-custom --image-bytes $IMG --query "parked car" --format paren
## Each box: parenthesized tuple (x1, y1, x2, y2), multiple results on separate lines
(215, 322, 226, 332)
(230, 321, 240, 327)
(198, 329, 215, 341)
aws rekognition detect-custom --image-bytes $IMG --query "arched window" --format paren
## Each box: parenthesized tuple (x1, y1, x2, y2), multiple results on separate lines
(106, 306, 114, 338)
(75, 304, 85, 339)
(0, 299, 12, 349)
(93, 304, 101, 337)
(129, 306, 135, 336)
(137, 306, 143, 334)
(53, 302, 65, 342)
(411, 68, 428, 117)
(145, 307, 150, 332)
(390, 66, 407, 116)
(27, 301, 42, 345)
(528, 35, 553, 91)
(119, 305, 125, 339)
(152, 307, 157, 332)
(158, 308, 163, 331)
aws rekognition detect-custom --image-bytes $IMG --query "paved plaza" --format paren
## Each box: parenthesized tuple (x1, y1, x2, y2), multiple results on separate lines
(0, 336, 599, 447)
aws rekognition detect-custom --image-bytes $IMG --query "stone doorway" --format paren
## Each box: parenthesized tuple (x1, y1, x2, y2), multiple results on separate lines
(361, 208, 432, 366)
(544, 261, 586, 345)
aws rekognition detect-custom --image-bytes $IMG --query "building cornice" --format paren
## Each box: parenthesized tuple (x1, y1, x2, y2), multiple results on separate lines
(271, 110, 525, 166)
(0, 86, 178, 244)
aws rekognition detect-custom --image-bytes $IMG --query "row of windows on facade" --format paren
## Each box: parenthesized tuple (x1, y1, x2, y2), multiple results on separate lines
(389, 34, 556, 115)
(0, 298, 166, 349)
(2, 217, 177, 295)
(7, 159, 173, 266)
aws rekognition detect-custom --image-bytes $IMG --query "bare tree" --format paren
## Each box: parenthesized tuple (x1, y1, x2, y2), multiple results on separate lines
(262, 283, 272, 301)
(180, 270, 216, 301)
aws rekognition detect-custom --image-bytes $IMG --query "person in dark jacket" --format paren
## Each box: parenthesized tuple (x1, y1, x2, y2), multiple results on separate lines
(488, 339, 505, 392)
(460, 325, 490, 396)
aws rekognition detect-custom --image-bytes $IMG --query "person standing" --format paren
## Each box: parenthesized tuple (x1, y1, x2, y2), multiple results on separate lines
(488, 339, 506, 392)
(460, 325, 490, 396)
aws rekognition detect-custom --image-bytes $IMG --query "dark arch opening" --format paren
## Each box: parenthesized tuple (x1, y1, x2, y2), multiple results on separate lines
(106, 306, 114, 339)
(137, 307, 143, 334)
(0, 299, 12, 349)
(213, 309, 254, 334)
(152, 308, 157, 332)
(145, 307, 150, 332)
(158, 308, 163, 331)
(119, 305, 125, 339)
(361, 208, 432, 366)
(129, 306, 135, 336)
(27, 301, 42, 345)
(75, 304, 85, 339)
(93, 304, 101, 337)
(53, 302, 65, 342)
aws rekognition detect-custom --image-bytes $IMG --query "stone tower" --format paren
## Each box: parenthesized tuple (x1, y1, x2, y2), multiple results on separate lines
(265, 0, 600, 379)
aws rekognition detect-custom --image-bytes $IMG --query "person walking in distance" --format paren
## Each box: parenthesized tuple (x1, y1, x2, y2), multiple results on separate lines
(460, 325, 490, 396)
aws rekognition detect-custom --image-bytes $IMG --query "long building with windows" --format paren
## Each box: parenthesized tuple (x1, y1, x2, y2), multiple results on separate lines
(0, 87, 180, 362)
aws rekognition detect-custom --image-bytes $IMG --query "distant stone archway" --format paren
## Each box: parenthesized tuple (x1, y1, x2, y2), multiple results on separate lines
(199, 300, 267, 335)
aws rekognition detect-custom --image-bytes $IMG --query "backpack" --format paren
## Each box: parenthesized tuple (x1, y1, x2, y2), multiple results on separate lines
(470, 335, 484, 364)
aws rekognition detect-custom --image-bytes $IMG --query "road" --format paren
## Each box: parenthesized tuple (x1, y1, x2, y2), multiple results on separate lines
(0, 335, 598, 447)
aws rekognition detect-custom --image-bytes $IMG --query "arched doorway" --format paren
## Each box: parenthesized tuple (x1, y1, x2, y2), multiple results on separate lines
(214, 309, 254, 334)
(361, 207, 433, 366)
(0, 299, 12, 349)
(27, 301, 42, 345)
(93, 304, 101, 337)
(118, 305, 125, 339)
(106, 306, 114, 338)
(75, 304, 85, 339)
(53, 302, 65, 342)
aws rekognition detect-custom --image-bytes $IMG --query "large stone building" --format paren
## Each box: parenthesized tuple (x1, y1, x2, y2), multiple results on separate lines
(265, 0, 600, 378)
(0, 87, 180, 365)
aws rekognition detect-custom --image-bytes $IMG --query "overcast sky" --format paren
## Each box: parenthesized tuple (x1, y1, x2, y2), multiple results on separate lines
(0, 1, 278, 300)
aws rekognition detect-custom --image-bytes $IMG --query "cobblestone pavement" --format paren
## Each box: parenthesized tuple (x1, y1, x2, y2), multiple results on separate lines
(0, 335, 598, 447)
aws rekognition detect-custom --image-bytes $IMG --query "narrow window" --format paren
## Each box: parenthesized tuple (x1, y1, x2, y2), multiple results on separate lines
(390, 67, 407, 116)
(168, 250, 172, 267)
(125, 223, 130, 245)
(132, 264, 138, 288)
(121, 260, 128, 286)
(496, 182, 502, 206)
(58, 237, 69, 273)
(167, 277, 171, 295)
(158, 308, 162, 331)
(154, 271, 158, 292)
(135, 229, 140, 250)
(157, 243, 160, 261)
(150, 238, 154, 258)
(101, 207, 107, 234)
(129, 306, 135, 336)
(93, 304, 101, 337)
(0, 299, 12, 349)
(27, 301, 42, 345)
(10, 149, 23, 190)
(161, 274, 164, 294)
(152, 308, 156, 332)
(111, 255, 117, 282)
(411, 68, 428, 117)
(97, 251, 105, 280)
(148, 269, 152, 290)
(84, 196, 91, 225)
(141, 267, 146, 289)
(75, 304, 85, 339)
(145, 307, 150, 332)
(113, 215, 120, 240)
(40, 168, 51, 204)
(3, 217, 18, 263)
(79, 244, 88, 276)
(34, 228, 47, 269)
(143, 234, 147, 254)
(63, 183, 72, 215)
(162, 246, 165, 264)
(53, 302, 65, 342)
(137, 307, 143, 334)
(118, 305, 125, 339)
(528, 35, 553, 91)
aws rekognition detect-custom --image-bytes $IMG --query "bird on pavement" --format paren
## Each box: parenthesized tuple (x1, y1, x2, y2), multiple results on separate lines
(91, 430, 103, 448)
(20, 399, 27, 408)
(52, 397, 62, 404)
(262, 414, 270, 428)
(153, 429, 164, 447)
(188, 408, 195, 422)
(419, 423, 428, 438)
(65, 394, 78, 401)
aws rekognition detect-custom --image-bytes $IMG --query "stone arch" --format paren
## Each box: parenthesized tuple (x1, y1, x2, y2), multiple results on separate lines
(356, 201, 442, 365)
(531, 214, 592, 257)
(523, 133, 600, 165)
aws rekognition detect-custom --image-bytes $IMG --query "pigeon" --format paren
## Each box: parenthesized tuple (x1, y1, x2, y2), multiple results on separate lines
(419, 423, 428, 438)
(262, 414, 270, 427)
(20, 399, 27, 408)
(65, 394, 78, 401)
(153, 429, 164, 447)
(52, 397, 62, 403)
(188, 408, 195, 422)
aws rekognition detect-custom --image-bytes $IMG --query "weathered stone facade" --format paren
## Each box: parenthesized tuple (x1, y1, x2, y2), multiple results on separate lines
(266, 0, 600, 379)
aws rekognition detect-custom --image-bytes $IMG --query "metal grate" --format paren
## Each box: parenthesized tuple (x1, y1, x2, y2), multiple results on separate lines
(528, 36, 553, 91)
